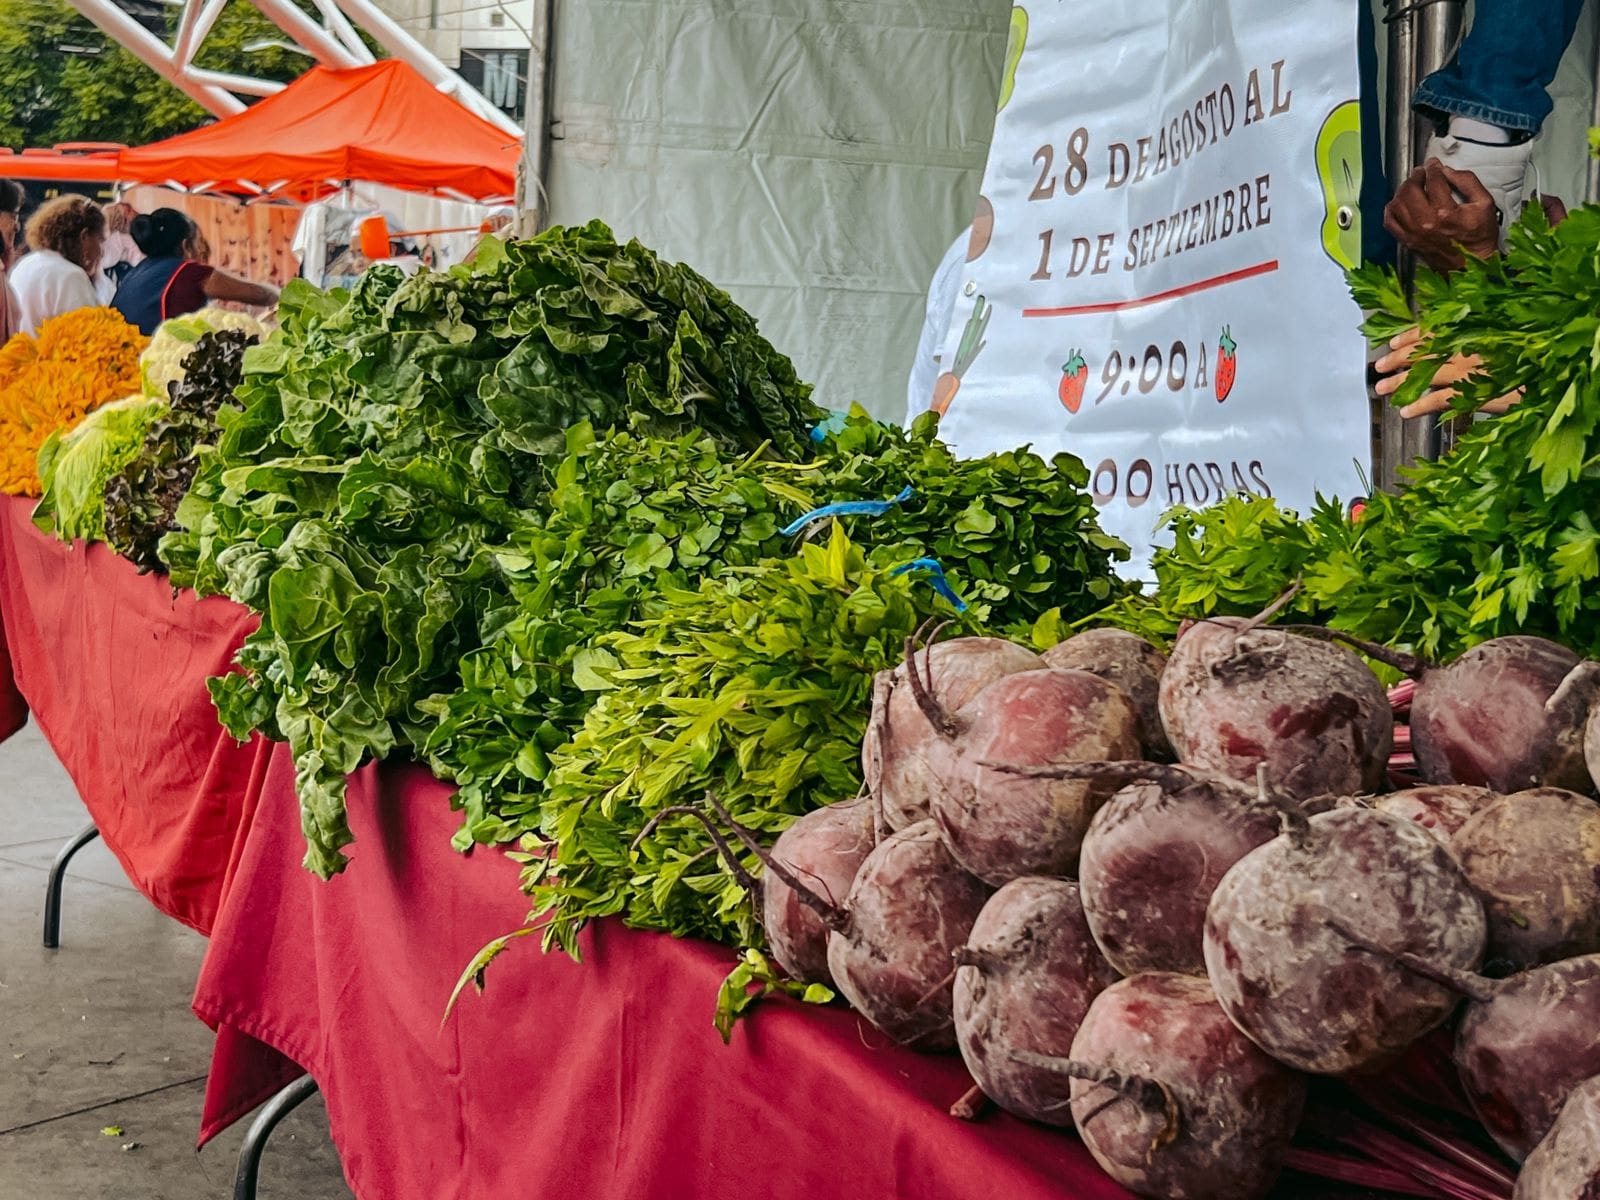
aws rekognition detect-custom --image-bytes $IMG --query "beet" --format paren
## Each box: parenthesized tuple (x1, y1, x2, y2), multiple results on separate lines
(911, 662, 1141, 886)
(1410, 637, 1600, 794)
(665, 801, 987, 1051)
(1450, 788, 1600, 968)
(1077, 766, 1284, 976)
(1371, 784, 1495, 843)
(762, 798, 876, 987)
(1456, 955, 1600, 1161)
(1203, 807, 1487, 1074)
(823, 820, 991, 1050)
(1158, 618, 1392, 800)
(952, 877, 1119, 1126)
(1023, 973, 1305, 1200)
(1043, 628, 1171, 758)
(1516, 1076, 1600, 1200)
(863, 637, 1041, 831)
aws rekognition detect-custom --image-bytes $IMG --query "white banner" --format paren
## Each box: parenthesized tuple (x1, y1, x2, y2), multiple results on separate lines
(931, 0, 1370, 577)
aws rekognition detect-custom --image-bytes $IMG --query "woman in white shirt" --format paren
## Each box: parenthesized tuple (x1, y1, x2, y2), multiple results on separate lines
(10, 195, 106, 336)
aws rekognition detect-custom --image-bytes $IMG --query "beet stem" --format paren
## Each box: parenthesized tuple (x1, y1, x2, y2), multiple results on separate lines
(1232, 578, 1303, 637)
(902, 631, 962, 739)
(633, 804, 764, 897)
(949, 1083, 991, 1121)
(1279, 624, 1429, 677)
(698, 793, 851, 934)
(952, 945, 1004, 974)
(1008, 1050, 1180, 1140)
(1547, 659, 1600, 716)
(1326, 919, 1497, 1004)
(977, 759, 1196, 791)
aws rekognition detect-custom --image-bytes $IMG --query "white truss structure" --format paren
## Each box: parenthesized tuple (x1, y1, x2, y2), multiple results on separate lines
(64, 0, 522, 135)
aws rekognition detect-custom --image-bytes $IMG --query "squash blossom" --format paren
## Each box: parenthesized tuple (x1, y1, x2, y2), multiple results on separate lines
(0, 308, 147, 497)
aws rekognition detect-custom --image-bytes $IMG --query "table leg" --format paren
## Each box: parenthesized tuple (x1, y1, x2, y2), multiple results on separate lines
(41, 821, 100, 949)
(232, 1075, 320, 1200)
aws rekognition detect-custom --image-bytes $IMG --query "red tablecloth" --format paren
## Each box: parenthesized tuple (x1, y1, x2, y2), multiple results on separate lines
(0, 494, 272, 935)
(194, 750, 1143, 1200)
(0, 491, 1491, 1200)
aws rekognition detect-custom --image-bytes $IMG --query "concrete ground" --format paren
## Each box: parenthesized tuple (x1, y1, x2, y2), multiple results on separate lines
(0, 721, 352, 1199)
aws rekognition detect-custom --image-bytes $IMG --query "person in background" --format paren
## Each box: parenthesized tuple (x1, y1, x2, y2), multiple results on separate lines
(1408, 0, 1585, 248)
(95, 201, 142, 304)
(111, 207, 278, 336)
(9, 195, 105, 336)
(0, 180, 23, 345)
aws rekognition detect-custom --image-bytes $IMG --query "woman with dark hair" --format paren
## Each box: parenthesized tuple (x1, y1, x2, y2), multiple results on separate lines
(112, 207, 279, 335)
(9, 194, 105, 335)
(0, 180, 24, 344)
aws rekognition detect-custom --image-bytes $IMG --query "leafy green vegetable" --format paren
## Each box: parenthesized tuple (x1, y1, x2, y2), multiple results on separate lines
(138, 310, 268, 400)
(34, 394, 165, 542)
(713, 949, 832, 1043)
(104, 328, 258, 572)
(164, 224, 825, 877)
(1092, 202, 1600, 662)
(520, 526, 963, 954)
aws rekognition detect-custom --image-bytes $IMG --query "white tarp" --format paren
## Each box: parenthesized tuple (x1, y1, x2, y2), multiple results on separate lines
(542, 0, 1013, 420)
(933, 1, 1371, 575)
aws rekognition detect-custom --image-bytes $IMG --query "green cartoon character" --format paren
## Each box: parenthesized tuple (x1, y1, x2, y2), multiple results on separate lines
(1315, 100, 1363, 270)
(997, 6, 1028, 114)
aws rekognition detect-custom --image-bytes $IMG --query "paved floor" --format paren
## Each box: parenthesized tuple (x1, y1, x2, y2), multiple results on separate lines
(0, 722, 352, 1199)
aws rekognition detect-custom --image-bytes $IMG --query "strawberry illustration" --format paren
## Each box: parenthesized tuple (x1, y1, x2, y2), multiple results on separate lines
(1214, 327, 1237, 403)
(1058, 350, 1088, 414)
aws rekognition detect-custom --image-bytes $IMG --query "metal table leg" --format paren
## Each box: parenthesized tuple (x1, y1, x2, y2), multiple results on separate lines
(42, 821, 100, 949)
(232, 1075, 320, 1200)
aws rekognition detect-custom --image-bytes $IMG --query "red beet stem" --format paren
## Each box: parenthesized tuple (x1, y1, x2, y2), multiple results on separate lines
(949, 1083, 991, 1121)
(698, 793, 850, 934)
(1282, 1147, 1450, 1199)
(902, 630, 963, 739)
(1279, 624, 1428, 677)
(1326, 919, 1498, 1004)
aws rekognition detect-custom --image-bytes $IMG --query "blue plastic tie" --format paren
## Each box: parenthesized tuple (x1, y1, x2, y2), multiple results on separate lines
(780, 485, 915, 538)
(891, 557, 968, 613)
(808, 410, 851, 443)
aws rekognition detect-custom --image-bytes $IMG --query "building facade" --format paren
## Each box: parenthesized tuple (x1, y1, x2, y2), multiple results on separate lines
(381, 0, 533, 125)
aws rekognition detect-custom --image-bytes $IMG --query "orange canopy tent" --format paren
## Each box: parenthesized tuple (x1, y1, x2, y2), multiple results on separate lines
(0, 148, 123, 182)
(115, 60, 520, 203)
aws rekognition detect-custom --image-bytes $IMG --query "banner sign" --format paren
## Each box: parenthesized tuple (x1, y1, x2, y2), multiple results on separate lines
(932, 1, 1370, 575)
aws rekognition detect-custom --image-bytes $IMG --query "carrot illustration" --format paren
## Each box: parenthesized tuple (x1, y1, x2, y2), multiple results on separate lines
(932, 295, 992, 416)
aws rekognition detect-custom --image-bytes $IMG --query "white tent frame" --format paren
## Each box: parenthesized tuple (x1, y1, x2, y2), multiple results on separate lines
(64, 0, 521, 135)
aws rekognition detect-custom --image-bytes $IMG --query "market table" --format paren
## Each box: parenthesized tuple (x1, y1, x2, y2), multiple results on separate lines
(0, 491, 1489, 1200)
(0, 493, 272, 935)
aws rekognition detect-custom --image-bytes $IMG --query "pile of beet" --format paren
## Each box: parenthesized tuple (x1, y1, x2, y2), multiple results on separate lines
(692, 619, 1600, 1199)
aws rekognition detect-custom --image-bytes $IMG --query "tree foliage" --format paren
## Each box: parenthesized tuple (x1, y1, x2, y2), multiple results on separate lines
(0, 0, 331, 148)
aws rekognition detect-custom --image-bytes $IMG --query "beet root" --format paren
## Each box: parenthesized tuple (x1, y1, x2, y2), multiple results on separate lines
(1450, 788, 1600, 968)
(863, 637, 1041, 831)
(953, 878, 1119, 1126)
(923, 668, 1141, 886)
(762, 798, 876, 987)
(1516, 1076, 1600, 1200)
(1078, 768, 1284, 976)
(1054, 973, 1306, 1200)
(1158, 618, 1393, 800)
(1454, 954, 1600, 1161)
(1203, 807, 1486, 1074)
(1370, 784, 1495, 843)
(1410, 636, 1600, 794)
(824, 820, 991, 1051)
(1043, 628, 1171, 759)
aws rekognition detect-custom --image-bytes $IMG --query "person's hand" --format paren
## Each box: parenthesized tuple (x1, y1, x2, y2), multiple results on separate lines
(1383, 160, 1501, 272)
(1375, 326, 1522, 419)
(1539, 193, 1569, 227)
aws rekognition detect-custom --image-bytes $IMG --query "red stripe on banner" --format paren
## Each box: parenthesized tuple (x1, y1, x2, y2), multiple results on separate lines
(1022, 259, 1280, 318)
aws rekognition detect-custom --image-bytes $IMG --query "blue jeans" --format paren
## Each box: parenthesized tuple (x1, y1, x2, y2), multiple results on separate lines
(1412, 0, 1586, 135)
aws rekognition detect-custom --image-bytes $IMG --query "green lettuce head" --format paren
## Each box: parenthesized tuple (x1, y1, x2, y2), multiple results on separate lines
(35, 394, 167, 543)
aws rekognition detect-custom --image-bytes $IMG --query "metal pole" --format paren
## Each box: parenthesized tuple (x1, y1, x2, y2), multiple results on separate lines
(519, 0, 555, 233)
(65, 0, 244, 116)
(328, 0, 523, 135)
(1589, 12, 1600, 203)
(1376, 0, 1465, 490)
(244, 0, 363, 67)
(42, 822, 100, 950)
